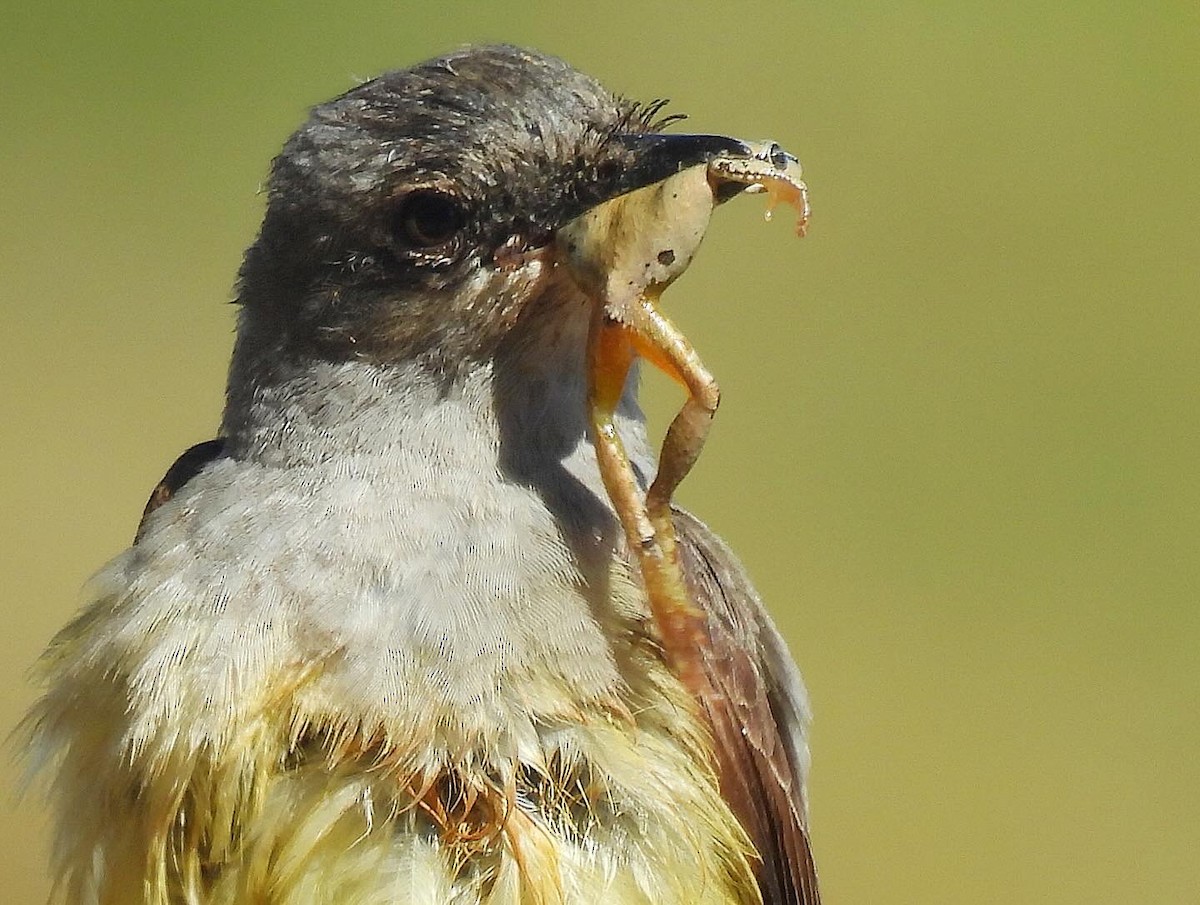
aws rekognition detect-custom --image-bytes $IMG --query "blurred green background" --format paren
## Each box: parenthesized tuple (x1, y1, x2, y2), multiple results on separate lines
(3, 2, 1197, 902)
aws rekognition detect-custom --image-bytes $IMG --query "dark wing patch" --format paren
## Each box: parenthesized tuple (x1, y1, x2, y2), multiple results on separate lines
(674, 507, 821, 905)
(136, 438, 227, 540)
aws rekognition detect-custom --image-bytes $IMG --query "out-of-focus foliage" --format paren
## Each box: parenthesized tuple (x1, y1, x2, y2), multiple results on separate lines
(2, 4, 1196, 902)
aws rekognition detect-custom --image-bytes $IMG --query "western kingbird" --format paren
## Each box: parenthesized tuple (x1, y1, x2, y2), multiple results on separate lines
(26, 44, 819, 905)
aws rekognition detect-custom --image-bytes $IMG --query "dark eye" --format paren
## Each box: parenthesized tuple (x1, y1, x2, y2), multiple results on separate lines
(393, 190, 466, 248)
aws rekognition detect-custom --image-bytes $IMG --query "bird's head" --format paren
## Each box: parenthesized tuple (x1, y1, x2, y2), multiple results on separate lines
(233, 44, 770, 380)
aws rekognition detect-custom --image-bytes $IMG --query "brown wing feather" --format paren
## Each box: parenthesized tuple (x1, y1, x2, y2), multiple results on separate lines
(674, 507, 821, 905)
(136, 438, 227, 540)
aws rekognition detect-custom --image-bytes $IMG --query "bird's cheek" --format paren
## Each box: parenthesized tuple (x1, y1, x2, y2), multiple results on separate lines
(456, 252, 559, 339)
(490, 232, 552, 273)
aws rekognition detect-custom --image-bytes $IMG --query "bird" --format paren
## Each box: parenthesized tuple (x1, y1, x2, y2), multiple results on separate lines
(24, 44, 819, 905)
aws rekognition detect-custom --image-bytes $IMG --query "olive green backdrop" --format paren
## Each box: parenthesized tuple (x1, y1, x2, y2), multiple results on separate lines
(2, 3, 1196, 902)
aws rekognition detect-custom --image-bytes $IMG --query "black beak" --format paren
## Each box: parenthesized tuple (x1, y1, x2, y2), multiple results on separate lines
(567, 133, 770, 220)
(608, 133, 755, 197)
